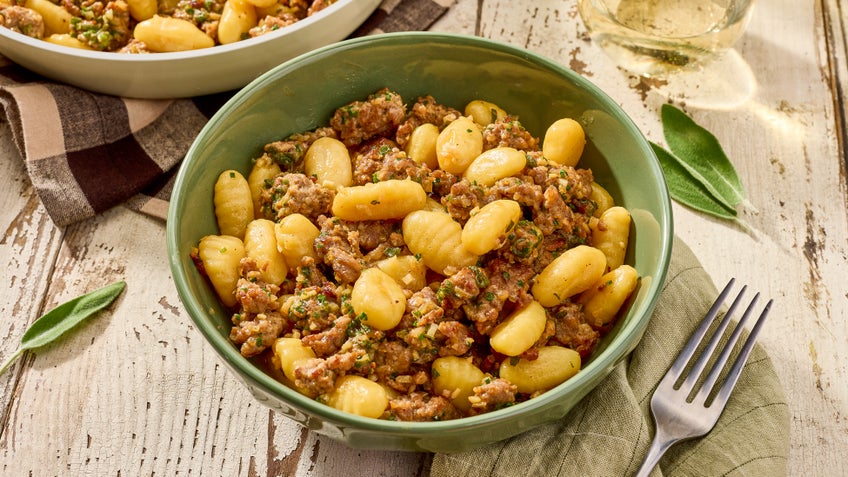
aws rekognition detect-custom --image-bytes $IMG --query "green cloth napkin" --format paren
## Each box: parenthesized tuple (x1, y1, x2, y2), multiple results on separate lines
(431, 237, 790, 477)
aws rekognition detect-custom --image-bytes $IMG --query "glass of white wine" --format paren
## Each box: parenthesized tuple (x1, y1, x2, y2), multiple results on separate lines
(577, 0, 756, 77)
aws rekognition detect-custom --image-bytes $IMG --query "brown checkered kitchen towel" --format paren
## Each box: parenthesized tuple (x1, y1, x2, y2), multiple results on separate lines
(0, 0, 454, 227)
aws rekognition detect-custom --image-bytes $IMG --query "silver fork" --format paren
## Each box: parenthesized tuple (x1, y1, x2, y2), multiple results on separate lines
(634, 278, 773, 477)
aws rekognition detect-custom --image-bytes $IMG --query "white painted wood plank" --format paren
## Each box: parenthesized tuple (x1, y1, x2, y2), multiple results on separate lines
(0, 121, 63, 427)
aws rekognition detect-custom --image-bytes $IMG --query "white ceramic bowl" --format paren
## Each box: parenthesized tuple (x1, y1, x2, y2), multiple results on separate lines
(0, 0, 380, 98)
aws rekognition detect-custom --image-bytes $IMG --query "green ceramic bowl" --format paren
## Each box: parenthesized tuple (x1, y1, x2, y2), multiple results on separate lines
(166, 32, 673, 453)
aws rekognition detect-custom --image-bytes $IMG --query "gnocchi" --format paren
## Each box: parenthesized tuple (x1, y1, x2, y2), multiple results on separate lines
(405, 123, 440, 169)
(196, 234, 246, 308)
(531, 245, 607, 307)
(273, 337, 316, 383)
(542, 118, 586, 167)
(304, 137, 354, 189)
(375, 255, 428, 291)
(499, 346, 581, 394)
(432, 356, 487, 411)
(326, 375, 389, 419)
(24, 0, 71, 35)
(578, 265, 639, 328)
(247, 155, 282, 218)
(464, 100, 508, 126)
(463, 147, 527, 187)
(243, 219, 287, 286)
(213, 170, 253, 239)
(436, 116, 483, 174)
(461, 199, 522, 255)
(193, 89, 638, 422)
(217, 0, 257, 45)
(489, 300, 547, 356)
(126, 0, 157, 22)
(273, 213, 320, 269)
(133, 16, 215, 52)
(402, 210, 479, 275)
(332, 179, 426, 221)
(590, 206, 631, 271)
(351, 268, 407, 331)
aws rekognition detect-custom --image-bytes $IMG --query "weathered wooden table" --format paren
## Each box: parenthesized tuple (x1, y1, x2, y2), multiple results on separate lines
(1, 0, 846, 475)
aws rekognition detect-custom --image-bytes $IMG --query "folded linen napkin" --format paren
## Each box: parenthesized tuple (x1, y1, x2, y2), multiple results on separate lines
(0, 0, 454, 227)
(431, 237, 790, 477)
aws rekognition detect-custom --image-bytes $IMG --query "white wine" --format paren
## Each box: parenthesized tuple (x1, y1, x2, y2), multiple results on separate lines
(578, 0, 755, 77)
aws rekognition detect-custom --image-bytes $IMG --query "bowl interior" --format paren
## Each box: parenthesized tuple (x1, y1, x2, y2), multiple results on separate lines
(167, 32, 673, 450)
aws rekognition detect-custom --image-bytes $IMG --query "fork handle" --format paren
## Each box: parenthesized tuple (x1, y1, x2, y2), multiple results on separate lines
(634, 434, 677, 477)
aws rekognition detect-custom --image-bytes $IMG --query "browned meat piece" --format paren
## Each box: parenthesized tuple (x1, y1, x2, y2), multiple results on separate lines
(373, 340, 413, 379)
(388, 392, 461, 422)
(351, 137, 400, 185)
(384, 369, 430, 395)
(395, 95, 461, 147)
(330, 325, 385, 375)
(229, 258, 287, 357)
(437, 321, 474, 356)
(292, 256, 330, 289)
(330, 88, 406, 147)
(229, 311, 286, 357)
(463, 257, 535, 335)
(249, 13, 299, 37)
(262, 127, 337, 170)
(499, 220, 544, 265)
(548, 302, 600, 358)
(322, 248, 363, 285)
(527, 164, 594, 201)
(400, 325, 440, 364)
(293, 358, 336, 396)
(534, 185, 576, 236)
(488, 176, 545, 209)
(260, 173, 334, 221)
(350, 137, 436, 189)
(436, 266, 483, 309)
(482, 117, 540, 151)
(306, 0, 333, 15)
(314, 217, 403, 283)
(234, 258, 281, 313)
(429, 168, 458, 197)
(0, 6, 45, 38)
(469, 378, 517, 413)
(442, 179, 487, 224)
(301, 315, 351, 357)
(285, 284, 341, 334)
(117, 39, 151, 53)
(401, 287, 445, 329)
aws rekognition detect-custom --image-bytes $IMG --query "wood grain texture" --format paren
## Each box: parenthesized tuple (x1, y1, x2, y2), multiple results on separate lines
(1, 1, 847, 475)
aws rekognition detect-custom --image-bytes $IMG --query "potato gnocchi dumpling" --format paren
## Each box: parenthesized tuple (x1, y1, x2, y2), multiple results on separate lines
(192, 88, 637, 421)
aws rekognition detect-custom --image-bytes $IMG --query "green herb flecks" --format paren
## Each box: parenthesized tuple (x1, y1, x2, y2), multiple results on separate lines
(0, 281, 127, 377)
(660, 104, 753, 213)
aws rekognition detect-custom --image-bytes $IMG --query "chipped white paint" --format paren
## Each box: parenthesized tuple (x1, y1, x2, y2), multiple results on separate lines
(1, 1, 846, 475)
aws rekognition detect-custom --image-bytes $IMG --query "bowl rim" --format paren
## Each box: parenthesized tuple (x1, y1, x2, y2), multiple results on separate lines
(0, 0, 376, 63)
(167, 31, 674, 433)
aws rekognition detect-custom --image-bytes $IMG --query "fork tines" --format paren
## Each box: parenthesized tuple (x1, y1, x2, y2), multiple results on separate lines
(668, 278, 773, 406)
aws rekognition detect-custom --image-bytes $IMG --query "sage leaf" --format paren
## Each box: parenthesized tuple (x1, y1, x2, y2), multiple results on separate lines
(0, 280, 126, 377)
(651, 142, 737, 220)
(661, 104, 749, 211)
